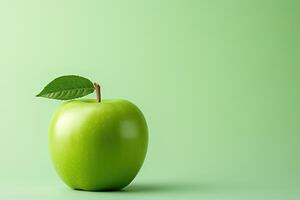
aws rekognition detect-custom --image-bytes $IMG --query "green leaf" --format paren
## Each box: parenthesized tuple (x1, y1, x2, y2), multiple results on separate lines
(36, 75, 95, 100)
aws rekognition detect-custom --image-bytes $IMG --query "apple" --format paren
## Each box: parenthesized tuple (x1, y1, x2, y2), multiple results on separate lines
(36, 76, 148, 191)
(49, 98, 148, 191)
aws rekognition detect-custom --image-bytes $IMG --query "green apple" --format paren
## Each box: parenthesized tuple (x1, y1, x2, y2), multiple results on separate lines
(37, 75, 148, 191)
(49, 99, 148, 191)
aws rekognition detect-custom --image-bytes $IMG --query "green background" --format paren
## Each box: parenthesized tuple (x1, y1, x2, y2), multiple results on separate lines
(0, 0, 298, 199)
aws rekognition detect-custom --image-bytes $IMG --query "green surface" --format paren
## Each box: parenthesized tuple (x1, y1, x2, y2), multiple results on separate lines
(0, 0, 299, 199)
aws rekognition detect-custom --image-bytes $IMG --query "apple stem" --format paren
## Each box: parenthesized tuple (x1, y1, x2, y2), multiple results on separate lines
(94, 82, 101, 102)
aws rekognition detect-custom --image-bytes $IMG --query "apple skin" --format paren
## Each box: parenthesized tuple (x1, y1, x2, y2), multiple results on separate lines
(49, 99, 148, 191)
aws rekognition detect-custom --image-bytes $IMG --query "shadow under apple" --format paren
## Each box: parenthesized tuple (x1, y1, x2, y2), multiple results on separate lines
(123, 182, 205, 194)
